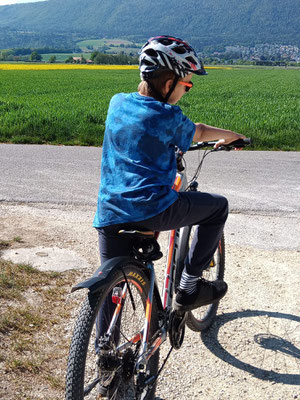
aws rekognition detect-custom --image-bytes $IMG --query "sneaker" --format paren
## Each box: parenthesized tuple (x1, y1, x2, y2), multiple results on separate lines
(174, 278, 228, 312)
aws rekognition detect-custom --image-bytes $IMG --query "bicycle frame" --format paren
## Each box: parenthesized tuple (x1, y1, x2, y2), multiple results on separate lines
(140, 169, 190, 374)
(107, 168, 188, 373)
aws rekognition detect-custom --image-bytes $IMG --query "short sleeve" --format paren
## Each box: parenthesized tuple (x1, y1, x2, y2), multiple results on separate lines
(171, 107, 196, 152)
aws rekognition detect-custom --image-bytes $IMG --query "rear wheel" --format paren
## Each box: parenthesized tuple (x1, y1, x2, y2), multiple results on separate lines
(65, 262, 160, 399)
(176, 227, 225, 332)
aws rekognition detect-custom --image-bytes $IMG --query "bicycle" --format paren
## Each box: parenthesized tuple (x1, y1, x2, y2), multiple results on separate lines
(65, 138, 251, 400)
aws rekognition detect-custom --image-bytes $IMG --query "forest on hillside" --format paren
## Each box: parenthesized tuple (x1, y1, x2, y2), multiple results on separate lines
(0, 0, 299, 50)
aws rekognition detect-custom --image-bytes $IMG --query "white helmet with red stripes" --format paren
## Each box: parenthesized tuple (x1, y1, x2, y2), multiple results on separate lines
(139, 35, 206, 78)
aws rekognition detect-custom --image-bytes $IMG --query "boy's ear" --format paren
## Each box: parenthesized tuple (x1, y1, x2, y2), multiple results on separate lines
(162, 79, 174, 96)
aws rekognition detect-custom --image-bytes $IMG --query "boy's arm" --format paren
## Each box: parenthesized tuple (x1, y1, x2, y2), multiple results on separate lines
(193, 123, 246, 148)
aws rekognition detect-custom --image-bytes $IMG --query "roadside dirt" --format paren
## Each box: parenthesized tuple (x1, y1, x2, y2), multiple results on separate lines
(0, 201, 299, 400)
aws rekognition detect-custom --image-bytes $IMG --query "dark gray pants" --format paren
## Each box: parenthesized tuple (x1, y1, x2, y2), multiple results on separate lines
(97, 191, 228, 276)
(95, 191, 228, 341)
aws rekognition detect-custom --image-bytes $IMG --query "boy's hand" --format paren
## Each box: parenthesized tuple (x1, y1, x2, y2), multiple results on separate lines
(214, 133, 246, 149)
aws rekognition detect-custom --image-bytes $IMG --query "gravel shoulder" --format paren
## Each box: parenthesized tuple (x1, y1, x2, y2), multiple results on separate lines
(0, 201, 299, 399)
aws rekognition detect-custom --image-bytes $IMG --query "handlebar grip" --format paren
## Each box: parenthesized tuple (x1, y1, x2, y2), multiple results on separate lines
(187, 138, 251, 152)
(226, 138, 251, 148)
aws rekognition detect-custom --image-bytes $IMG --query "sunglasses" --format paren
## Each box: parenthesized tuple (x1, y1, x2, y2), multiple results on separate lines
(178, 81, 193, 92)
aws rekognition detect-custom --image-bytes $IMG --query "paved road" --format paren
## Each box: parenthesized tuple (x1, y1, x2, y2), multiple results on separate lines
(1, 143, 299, 214)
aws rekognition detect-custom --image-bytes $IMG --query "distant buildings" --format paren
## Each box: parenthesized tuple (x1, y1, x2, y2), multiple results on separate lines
(204, 43, 300, 63)
(72, 56, 92, 63)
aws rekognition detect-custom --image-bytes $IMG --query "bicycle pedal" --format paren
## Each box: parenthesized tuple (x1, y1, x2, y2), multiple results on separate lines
(174, 311, 187, 330)
(168, 310, 187, 350)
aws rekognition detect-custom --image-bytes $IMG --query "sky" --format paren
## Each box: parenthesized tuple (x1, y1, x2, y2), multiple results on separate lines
(0, 0, 47, 5)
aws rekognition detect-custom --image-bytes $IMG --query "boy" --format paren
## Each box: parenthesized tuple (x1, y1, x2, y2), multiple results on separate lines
(93, 34, 245, 399)
(94, 35, 245, 312)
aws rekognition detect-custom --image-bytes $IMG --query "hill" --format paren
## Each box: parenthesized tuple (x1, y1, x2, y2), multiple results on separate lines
(0, 0, 299, 50)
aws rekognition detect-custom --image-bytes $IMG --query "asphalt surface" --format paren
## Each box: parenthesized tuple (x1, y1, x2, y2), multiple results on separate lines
(0, 143, 299, 213)
(1, 143, 299, 251)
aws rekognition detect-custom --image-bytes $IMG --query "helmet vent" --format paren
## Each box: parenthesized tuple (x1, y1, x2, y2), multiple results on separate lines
(172, 46, 186, 54)
(143, 59, 155, 66)
(186, 56, 197, 64)
(145, 49, 158, 57)
(159, 38, 173, 46)
(182, 61, 191, 69)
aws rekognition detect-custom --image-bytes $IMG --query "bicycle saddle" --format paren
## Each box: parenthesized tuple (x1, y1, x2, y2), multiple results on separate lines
(118, 229, 155, 239)
(118, 230, 163, 262)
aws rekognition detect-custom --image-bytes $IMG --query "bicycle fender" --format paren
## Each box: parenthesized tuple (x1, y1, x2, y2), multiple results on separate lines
(71, 256, 145, 294)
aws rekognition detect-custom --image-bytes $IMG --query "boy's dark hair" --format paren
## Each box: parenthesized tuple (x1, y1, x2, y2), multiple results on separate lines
(138, 69, 177, 102)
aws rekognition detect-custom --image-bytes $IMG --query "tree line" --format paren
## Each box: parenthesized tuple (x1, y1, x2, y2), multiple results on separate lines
(90, 51, 138, 65)
(65, 52, 139, 64)
(0, 47, 79, 62)
(1, 47, 299, 67)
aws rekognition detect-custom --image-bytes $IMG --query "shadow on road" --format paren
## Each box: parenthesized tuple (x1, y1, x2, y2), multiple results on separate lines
(201, 309, 300, 385)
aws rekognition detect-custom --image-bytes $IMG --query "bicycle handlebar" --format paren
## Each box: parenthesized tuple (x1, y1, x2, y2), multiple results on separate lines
(188, 138, 251, 151)
(176, 138, 251, 173)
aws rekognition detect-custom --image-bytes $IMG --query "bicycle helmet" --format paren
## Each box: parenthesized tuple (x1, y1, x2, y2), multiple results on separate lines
(139, 35, 207, 79)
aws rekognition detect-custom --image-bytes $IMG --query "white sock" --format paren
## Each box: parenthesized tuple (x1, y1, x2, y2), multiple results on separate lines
(179, 270, 198, 294)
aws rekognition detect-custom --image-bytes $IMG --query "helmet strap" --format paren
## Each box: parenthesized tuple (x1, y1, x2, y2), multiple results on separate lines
(163, 75, 179, 103)
(144, 75, 179, 103)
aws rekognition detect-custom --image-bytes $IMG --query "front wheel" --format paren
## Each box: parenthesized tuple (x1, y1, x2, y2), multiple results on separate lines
(65, 261, 160, 400)
(175, 227, 225, 332)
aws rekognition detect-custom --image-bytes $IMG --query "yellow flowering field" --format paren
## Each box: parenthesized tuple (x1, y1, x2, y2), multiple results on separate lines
(0, 63, 231, 71)
(0, 63, 139, 70)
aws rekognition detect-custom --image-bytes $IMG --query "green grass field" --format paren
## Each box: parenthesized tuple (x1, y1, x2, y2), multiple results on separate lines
(0, 67, 299, 150)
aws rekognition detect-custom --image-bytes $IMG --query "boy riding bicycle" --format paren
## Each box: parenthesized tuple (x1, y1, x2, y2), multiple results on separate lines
(94, 34, 244, 310)
(93, 35, 245, 397)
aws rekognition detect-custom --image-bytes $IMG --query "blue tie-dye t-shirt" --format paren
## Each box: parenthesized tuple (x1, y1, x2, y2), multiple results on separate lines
(93, 92, 195, 228)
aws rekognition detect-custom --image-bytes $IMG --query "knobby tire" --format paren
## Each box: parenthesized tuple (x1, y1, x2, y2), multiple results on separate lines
(65, 262, 160, 400)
